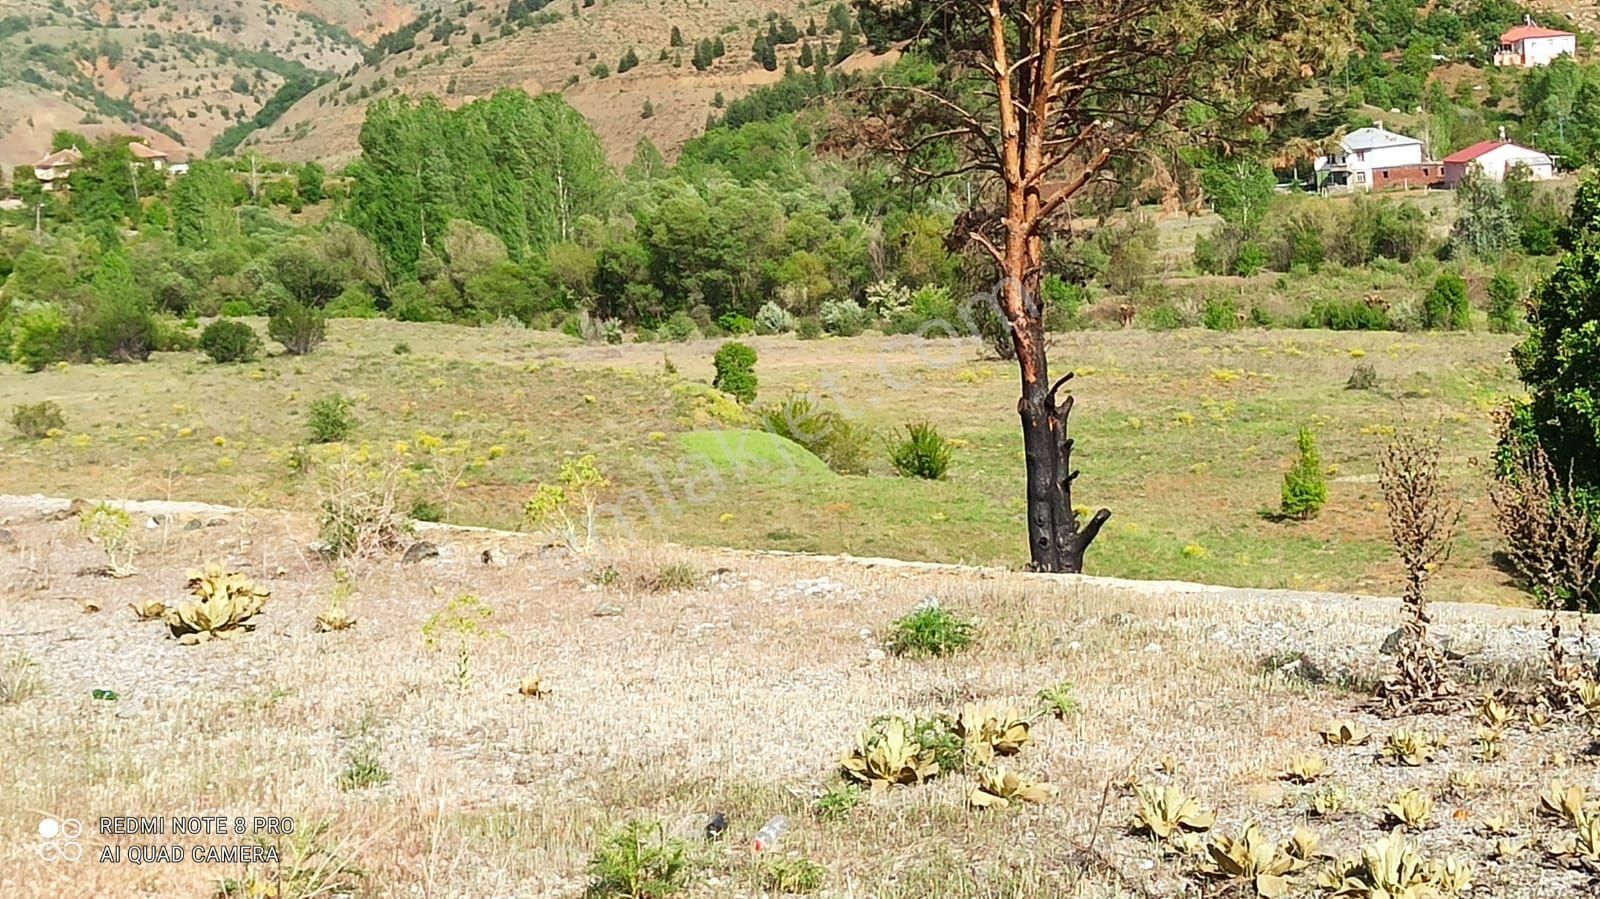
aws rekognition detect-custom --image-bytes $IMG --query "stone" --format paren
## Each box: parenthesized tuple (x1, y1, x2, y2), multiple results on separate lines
(865, 647, 887, 663)
(0, 528, 13, 546)
(481, 547, 508, 567)
(402, 541, 439, 564)
(591, 602, 624, 618)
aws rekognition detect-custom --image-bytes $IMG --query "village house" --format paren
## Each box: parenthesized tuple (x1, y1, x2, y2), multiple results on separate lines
(1313, 123, 1442, 191)
(128, 141, 169, 171)
(1442, 132, 1557, 185)
(1494, 18, 1576, 67)
(31, 147, 83, 192)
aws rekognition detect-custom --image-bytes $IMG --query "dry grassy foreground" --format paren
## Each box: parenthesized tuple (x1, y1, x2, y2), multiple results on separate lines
(0, 499, 1596, 898)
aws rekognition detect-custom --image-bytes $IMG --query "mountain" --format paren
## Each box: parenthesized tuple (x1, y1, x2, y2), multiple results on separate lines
(0, 0, 426, 171)
(241, 0, 849, 168)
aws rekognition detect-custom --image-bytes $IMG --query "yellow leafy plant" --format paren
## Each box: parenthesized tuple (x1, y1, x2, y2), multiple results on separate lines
(841, 717, 941, 793)
(1283, 753, 1327, 784)
(1383, 789, 1435, 830)
(1203, 823, 1319, 898)
(955, 703, 1031, 766)
(967, 768, 1056, 809)
(1132, 784, 1215, 841)
(1318, 720, 1370, 747)
(1379, 729, 1440, 767)
(164, 565, 270, 644)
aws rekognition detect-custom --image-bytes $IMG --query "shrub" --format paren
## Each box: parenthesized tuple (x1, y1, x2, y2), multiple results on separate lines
(586, 820, 692, 899)
(755, 301, 795, 334)
(888, 603, 975, 657)
(889, 421, 953, 480)
(325, 287, 379, 319)
(10, 399, 64, 439)
(819, 298, 867, 336)
(337, 735, 391, 791)
(218, 299, 256, 317)
(711, 341, 758, 404)
(1486, 271, 1521, 333)
(796, 316, 823, 340)
(199, 320, 262, 363)
(86, 298, 157, 362)
(760, 395, 870, 474)
(1201, 296, 1239, 331)
(716, 312, 755, 335)
(760, 857, 825, 894)
(1281, 428, 1328, 520)
(1420, 272, 1470, 331)
(1303, 299, 1392, 331)
(268, 300, 327, 355)
(9, 305, 72, 371)
(1140, 304, 1183, 331)
(659, 311, 698, 342)
(1346, 362, 1379, 391)
(307, 395, 356, 443)
(1232, 241, 1267, 276)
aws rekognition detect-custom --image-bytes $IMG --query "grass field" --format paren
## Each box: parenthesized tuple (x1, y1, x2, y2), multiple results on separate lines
(0, 319, 1529, 604)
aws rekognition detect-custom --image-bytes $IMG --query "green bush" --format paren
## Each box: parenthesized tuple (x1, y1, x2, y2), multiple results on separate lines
(1139, 304, 1183, 331)
(1420, 272, 1470, 331)
(1232, 241, 1267, 276)
(1201, 296, 1240, 331)
(796, 316, 823, 340)
(586, 820, 692, 899)
(218, 299, 257, 317)
(889, 421, 953, 479)
(659, 311, 698, 342)
(9, 306, 73, 371)
(716, 312, 755, 335)
(1040, 275, 1085, 331)
(85, 298, 157, 362)
(1486, 271, 1521, 333)
(200, 320, 262, 363)
(819, 298, 867, 336)
(1280, 427, 1327, 520)
(1303, 299, 1392, 331)
(268, 300, 327, 355)
(760, 395, 869, 474)
(325, 287, 379, 319)
(888, 603, 974, 657)
(153, 318, 199, 352)
(11, 401, 65, 438)
(711, 341, 758, 404)
(307, 395, 355, 443)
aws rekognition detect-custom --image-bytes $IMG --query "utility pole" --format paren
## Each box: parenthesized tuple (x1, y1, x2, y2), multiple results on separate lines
(35, 202, 43, 235)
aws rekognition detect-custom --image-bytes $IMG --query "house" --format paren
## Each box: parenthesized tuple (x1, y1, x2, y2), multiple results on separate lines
(31, 147, 83, 192)
(1442, 132, 1556, 185)
(1314, 123, 1430, 190)
(1494, 18, 1576, 67)
(128, 141, 168, 170)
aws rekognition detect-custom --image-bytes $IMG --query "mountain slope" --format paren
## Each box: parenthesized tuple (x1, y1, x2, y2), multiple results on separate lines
(0, 0, 426, 170)
(243, 0, 852, 167)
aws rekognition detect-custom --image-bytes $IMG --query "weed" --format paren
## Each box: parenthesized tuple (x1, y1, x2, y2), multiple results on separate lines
(78, 502, 138, 576)
(814, 783, 861, 820)
(337, 736, 390, 791)
(1035, 680, 1080, 719)
(525, 455, 609, 553)
(1280, 428, 1327, 521)
(761, 395, 870, 475)
(317, 454, 407, 560)
(11, 401, 65, 439)
(0, 653, 41, 706)
(647, 562, 699, 592)
(307, 395, 356, 443)
(1346, 362, 1379, 391)
(888, 421, 953, 480)
(887, 603, 974, 657)
(759, 855, 825, 893)
(586, 820, 693, 898)
(392, 341, 412, 355)
(422, 593, 499, 690)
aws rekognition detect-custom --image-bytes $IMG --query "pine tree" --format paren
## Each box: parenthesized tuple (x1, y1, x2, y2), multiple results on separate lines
(833, 29, 858, 63)
(712, 36, 725, 57)
(669, 25, 684, 47)
(692, 38, 712, 71)
(798, 40, 813, 68)
(618, 47, 639, 73)
(752, 35, 777, 71)
(640, 99, 654, 119)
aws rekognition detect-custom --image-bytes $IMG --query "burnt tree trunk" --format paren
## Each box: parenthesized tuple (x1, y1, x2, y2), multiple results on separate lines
(1001, 246, 1110, 573)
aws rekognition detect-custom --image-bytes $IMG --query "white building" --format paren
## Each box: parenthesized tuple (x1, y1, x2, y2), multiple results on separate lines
(1442, 134, 1556, 185)
(31, 147, 83, 192)
(1494, 20, 1576, 68)
(1313, 123, 1427, 190)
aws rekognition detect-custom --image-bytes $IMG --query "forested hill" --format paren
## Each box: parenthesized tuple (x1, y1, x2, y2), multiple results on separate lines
(0, 1, 439, 170)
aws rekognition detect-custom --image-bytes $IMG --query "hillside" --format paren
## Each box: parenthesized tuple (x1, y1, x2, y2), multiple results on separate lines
(243, 0, 854, 168)
(0, 0, 424, 170)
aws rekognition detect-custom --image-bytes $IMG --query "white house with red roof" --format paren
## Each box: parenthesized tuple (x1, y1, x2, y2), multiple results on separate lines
(1494, 18, 1576, 67)
(1442, 131, 1555, 186)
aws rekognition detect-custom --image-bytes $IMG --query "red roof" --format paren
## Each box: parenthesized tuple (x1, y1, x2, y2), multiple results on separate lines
(1443, 140, 1508, 164)
(1501, 25, 1573, 42)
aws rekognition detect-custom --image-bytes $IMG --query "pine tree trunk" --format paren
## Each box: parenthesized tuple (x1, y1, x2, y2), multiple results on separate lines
(1004, 267, 1110, 573)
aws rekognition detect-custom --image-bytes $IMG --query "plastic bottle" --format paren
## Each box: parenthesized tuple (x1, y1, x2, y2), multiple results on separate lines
(752, 815, 788, 851)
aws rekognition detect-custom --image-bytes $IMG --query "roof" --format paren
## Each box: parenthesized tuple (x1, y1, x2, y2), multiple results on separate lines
(1340, 126, 1422, 152)
(1442, 140, 1551, 164)
(33, 147, 83, 168)
(128, 142, 167, 160)
(1501, 25, 1573, 42)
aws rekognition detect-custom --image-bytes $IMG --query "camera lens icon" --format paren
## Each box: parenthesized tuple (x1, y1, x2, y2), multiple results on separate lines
(37, 817, 83, 863)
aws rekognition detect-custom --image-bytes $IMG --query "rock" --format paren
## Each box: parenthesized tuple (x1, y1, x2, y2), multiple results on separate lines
(481, 547, 508, 567)
(1381, 628, 1470, 659)
(0, 528, 13, 546)
(182, 518, 204, 532)
(402, 541, 439, 564)
(205, 517, 227, 528)
(866, 647, 887, 663)
(591, 602, 624, 618)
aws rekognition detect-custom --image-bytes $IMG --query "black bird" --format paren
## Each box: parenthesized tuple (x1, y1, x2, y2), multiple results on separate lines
(704, 812, 727, 841)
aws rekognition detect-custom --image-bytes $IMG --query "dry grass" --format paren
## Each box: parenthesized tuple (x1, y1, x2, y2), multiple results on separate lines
(0, 505, 1594, 897)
